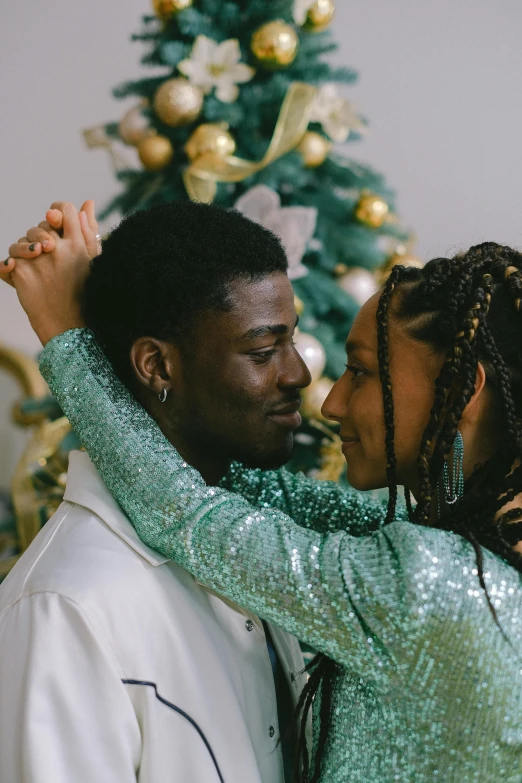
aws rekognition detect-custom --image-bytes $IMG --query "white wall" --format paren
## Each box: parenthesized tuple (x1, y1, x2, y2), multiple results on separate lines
(1, 0, 522, 483)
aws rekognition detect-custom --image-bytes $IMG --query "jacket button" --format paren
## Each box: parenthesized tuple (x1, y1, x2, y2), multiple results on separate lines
(269, 726, 275, 738)
(245, 619, 254, 632)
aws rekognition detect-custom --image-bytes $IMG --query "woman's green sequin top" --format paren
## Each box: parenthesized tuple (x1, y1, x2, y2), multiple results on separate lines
(40, 329, 522, 782)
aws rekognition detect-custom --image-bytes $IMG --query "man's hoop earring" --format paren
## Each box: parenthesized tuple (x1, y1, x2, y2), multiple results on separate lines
(158, 389, 168, 403)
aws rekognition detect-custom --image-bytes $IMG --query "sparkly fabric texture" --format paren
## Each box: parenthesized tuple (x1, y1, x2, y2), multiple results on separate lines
(40, 328, 522, 782)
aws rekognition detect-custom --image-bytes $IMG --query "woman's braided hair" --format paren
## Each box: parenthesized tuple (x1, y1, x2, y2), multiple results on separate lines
(294, 242, 522, 782)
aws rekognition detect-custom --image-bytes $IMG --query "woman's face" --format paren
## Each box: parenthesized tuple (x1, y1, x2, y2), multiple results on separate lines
(322, 291, 445, 495)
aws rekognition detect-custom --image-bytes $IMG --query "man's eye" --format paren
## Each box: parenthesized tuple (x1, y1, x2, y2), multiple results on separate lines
(252, 349, 277, 362)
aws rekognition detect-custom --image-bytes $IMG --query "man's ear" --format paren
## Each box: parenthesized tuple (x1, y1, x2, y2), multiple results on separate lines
(129, 337, 182, 396)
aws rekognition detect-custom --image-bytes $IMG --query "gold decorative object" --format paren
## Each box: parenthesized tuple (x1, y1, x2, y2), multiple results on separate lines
(153, 0, 192, 18)
(355, 192, 390, 228)
(138, 135, 174, 170)
(0, 343, 73, 579)
(314, 422, 345, 482)
(119, 102, 155, 146)
(153, 78, 204, 127)
(304, 0, 336, 32)
(301, 376, 334, 421)
(0, 342, 49, 425)
(294, 294, 305, 315)
(298, 131, 331, 168)
(11, 417, 72, 553)
(185, 123, 236, 162)
(183, 81, 317, 203)
(378, 243, 424, 283)
(251, 20, 299, 70)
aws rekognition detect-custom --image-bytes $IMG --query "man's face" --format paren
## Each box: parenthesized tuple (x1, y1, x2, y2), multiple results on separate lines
(167, 272, 312, 473)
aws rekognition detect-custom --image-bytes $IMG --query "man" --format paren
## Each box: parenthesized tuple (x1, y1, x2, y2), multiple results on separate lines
(0, 200, 311, 782)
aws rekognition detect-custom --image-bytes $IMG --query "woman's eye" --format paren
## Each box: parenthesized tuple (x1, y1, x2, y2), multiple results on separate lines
(345, 363, 365, 378)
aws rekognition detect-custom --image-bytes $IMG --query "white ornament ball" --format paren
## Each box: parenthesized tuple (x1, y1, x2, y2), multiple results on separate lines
(337, 267, 379, 307)
(294, 330, 327, 383)
(119, 103, 155, 146)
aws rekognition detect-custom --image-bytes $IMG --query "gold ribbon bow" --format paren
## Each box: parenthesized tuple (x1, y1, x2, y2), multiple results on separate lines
(183, 82, 318, 204)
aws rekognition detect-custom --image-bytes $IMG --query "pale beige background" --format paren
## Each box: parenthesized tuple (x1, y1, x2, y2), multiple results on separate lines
(1, 0, 522, 486)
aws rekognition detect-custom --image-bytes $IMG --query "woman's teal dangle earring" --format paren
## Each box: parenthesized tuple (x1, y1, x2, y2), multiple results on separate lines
(438, 430, 465, 516)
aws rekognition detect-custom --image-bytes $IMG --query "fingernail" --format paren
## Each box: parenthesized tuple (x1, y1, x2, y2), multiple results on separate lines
(28, 243, 36, 251)
(4, 258, 10, 266)
(42, 240, 51, 250)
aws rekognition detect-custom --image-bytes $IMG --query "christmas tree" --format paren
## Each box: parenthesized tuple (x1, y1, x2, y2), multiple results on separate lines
(83, 0, 419, 478)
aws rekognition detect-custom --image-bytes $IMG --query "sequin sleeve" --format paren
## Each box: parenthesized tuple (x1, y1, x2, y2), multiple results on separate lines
(221, 463, 392, 535)
(39, 329, 465, 678)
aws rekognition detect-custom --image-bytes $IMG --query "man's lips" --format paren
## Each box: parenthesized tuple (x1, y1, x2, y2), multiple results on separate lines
(268, 398, 302, 428)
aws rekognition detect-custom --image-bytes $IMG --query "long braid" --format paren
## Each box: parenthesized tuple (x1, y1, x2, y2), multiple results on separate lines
(294, 243, 522, 781)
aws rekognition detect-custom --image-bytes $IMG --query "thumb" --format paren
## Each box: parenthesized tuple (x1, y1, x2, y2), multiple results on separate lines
(0, 257, 15, 288)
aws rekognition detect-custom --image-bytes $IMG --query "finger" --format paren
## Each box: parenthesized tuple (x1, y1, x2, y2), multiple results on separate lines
(57, 202, 82, 242)
(0, 257, 15, 288)
(8, 240, 43, 259)
(26, 226, 57, 252)
(79, 200, 98, 235)
(46, 209, 64, 232)
(79, 210, 100, 258)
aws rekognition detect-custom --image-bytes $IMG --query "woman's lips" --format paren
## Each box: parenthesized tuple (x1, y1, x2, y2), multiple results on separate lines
(341, 437, 359, 453)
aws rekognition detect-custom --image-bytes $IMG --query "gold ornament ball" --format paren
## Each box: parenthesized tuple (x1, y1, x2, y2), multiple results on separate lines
(378, 246, 424, 283)
(153, 78, 204, 128)
(304, 0, 336, 32)
(302, 377, 335, 421)
(338, 267, 379, 307)
(298, 131, 331, 168)
(185, 123, 236, 162)
(119, 103, 155, 146)
(294, 330, 327, 383)
(152, 0, 192, 19)
(294, 294, 305, 316)
(355, 192, 389, 228)
(251, 20, 299, 70)
(138, 135, 174, 170)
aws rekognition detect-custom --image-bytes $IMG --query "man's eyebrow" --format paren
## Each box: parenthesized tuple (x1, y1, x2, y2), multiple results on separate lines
(243, 314, 299, 341)
(345, 338, 374, 354)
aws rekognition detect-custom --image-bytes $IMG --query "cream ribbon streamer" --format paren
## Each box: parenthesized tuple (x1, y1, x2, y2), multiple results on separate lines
(183, 82, 318, 204)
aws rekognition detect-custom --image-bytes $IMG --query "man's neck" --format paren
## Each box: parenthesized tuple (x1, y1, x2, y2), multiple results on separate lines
(159, 422, 230, 486)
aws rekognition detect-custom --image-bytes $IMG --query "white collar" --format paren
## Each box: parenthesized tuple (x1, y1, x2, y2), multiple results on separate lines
(64, 451, 169, 567)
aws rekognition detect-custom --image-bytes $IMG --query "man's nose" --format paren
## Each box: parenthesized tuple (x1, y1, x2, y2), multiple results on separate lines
(280, 345, 312, 389)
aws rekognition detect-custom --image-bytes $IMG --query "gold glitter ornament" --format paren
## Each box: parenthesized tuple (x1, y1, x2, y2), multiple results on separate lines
(138, 135, 174, 170)
(153, 78, 204, 128)
(304, 0, 336, 32)
(378, 244, 424, 283)
(301, 376, 334, 420)
(185, 123, 236, 162)
(355, 192, 389, 228)
(251, 20, 299, 70)
(294, 294, 305, 315)
(297, 131, 331, 168)
(152, 0, 192, 19)
(118, 103, 155, 146)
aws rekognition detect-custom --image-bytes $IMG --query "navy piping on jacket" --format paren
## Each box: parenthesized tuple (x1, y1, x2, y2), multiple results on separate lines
(122, 679, 225, 783)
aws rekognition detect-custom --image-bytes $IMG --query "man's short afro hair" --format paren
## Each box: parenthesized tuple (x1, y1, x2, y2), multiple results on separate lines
(83, 199, 289, 380)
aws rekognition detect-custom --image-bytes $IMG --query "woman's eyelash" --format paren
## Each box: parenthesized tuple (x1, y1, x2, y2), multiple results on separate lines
(345, 363, 365, 377)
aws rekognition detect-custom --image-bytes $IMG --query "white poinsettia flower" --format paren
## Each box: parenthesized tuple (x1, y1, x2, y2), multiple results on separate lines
(293, 0, 317, 25)
(178, 35, 255, 104)
(235, 185, 317, 281)
(310, 83, 364, 143)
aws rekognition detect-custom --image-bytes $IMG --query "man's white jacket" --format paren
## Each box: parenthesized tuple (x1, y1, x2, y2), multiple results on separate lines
(0, 451, 306, 783)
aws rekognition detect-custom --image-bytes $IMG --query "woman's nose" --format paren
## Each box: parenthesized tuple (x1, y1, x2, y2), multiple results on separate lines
(321, 375, 347, 421)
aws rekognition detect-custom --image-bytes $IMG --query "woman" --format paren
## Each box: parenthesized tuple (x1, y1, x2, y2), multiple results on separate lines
(5, 204, 522, 782)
